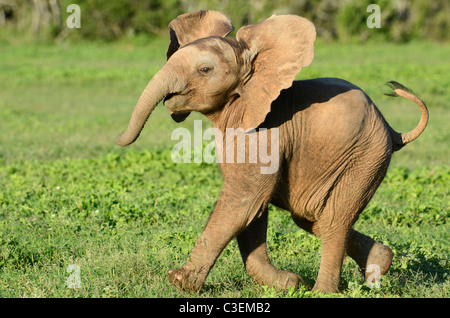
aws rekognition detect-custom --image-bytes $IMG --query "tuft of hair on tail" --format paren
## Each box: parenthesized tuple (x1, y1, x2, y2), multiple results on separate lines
(383, 80, 428, 151)
(384, 81, 416, 97)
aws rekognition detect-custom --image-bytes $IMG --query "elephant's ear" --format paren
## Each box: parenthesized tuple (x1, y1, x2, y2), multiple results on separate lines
(236, 15, 316, 130)
(166, 10, 234, 59)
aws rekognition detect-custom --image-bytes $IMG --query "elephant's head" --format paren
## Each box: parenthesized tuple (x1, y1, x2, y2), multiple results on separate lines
(116, 10, 316, 147)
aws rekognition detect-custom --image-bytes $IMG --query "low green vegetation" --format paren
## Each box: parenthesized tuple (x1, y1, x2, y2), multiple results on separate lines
(0, 39, 448, 297)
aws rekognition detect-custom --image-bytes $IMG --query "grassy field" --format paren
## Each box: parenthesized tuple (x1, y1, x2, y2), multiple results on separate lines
(0, 37, 448, 298)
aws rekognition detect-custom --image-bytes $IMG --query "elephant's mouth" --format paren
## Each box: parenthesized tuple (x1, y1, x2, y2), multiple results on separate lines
(170, 111, 191, 123)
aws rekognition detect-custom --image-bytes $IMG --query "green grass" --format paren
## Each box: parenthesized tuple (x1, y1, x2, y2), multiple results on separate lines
(0, 38, 448, 298)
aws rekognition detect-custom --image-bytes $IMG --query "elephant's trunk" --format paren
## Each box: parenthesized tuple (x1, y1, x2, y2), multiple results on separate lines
(116, 63, 181, 147)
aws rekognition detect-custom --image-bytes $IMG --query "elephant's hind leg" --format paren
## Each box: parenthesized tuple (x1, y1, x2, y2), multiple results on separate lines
(346, 229, 393, 282)
(312, 160, 391, 292)
(237, 210, 306, 291)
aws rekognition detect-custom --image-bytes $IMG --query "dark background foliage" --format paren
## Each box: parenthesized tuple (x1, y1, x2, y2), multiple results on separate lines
(1, 0, 449, 42)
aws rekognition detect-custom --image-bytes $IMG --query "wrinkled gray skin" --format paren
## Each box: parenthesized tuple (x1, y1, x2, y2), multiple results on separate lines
(116, 11, 428, 293)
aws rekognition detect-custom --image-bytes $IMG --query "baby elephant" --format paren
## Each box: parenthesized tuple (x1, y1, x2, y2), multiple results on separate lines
(116, 11, 428, 293)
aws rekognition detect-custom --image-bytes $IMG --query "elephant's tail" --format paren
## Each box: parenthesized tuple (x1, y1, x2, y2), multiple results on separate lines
(385, 81, 429, 152)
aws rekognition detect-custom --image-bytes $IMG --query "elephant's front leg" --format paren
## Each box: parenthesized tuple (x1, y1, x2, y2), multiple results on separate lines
(237, 209, 306, 290)
(168, 186, 268, 292)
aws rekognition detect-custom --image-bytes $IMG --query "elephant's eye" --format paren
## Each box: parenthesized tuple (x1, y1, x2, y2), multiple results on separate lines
(198, 66, 213, 76)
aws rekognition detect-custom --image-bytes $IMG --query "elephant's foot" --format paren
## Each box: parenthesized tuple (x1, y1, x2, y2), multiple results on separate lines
(311, 281, 339, 293)
(271, 270, 305, 291)
(247, 263, 307, 291)
(347, 230, 393, 280)
(168, 267, 207, 292)
(363, 242, 393, 280)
